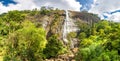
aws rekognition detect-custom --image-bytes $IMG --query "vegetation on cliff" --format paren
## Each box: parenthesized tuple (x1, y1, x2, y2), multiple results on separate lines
(0, 7, 66, 61)
(0, 7, 120, 61)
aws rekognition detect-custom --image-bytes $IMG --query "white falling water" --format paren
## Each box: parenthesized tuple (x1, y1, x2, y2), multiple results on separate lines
(63, 10, 79, 48)
(63, 10, 69, 43)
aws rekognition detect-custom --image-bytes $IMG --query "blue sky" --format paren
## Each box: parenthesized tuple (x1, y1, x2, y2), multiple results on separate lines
(77, 0, 94, 11)
(0, 0, 120, 22)
(0, 0, 17, 6)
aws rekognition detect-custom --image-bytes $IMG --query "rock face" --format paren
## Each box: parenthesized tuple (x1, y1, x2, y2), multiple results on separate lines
(44, 48, 79, 61)
(27, 9, 100, 48)
(28, 10, 99, 39)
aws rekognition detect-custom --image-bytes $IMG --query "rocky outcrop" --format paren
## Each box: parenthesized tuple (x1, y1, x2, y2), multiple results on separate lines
(45, 48, 78, 61)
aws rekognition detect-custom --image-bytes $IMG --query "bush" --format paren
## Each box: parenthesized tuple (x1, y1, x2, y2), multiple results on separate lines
(43, 35, 66, 58)
(78, 32, 86, 40)
(3, 21, 47, 61)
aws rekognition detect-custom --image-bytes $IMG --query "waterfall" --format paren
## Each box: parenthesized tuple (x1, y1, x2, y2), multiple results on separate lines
(63, 10, 69, 43)
(63, 10, 79, 48)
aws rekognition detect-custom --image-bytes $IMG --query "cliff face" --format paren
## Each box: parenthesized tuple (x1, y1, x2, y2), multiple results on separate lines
(32, 11, 98, 34)
(26, 10, 99, 34)
(26, 10, 65, 38)
(25, 10, 100, 47)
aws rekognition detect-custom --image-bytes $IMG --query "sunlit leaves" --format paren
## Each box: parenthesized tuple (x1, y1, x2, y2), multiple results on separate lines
(76, 20, 120, 61)
(4, 21, 47, 61)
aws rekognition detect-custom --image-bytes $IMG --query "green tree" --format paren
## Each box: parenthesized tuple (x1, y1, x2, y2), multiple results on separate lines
(43, 35, 66, 58)
(4, 21, 47, 61)
(5, 10, 25, 22)
(76, 20, 120, 61)
(40, 6, 50, 15)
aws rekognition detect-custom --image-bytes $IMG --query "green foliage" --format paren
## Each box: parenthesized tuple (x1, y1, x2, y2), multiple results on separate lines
(0, 10, 25, 36)
(30, 8, 40, 16)
(5, 10, 25, 22)
(40, 6, 50, 15)
(67, 32, 77, 39)
(76, 20, 89, 32)
(4, 21, 47, 61)
(0, 9, 65, 61)
(43, 35, 66, 58)
(78, 32, 86, 40)
(76, 20, 120, 61)
(50, 14, 62, 34)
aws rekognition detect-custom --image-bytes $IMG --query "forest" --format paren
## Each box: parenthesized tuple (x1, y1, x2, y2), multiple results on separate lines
(0, 7, 120, 61)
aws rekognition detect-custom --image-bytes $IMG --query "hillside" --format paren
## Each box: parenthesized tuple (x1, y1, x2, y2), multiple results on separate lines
(1, 8, 120, 61)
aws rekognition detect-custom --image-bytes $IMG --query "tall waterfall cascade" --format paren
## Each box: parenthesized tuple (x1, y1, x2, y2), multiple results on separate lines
(63, 10, 79, 48)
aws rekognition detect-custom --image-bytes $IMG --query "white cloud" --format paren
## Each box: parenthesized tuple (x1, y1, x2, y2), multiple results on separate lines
(33, 0, 81, 11)
(0, 0, 81, 14)
(104, 12, 120, 22)
(89, 0, 120, 22)
(0, 0, 38, 14)
(90, 0, 120, 13)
